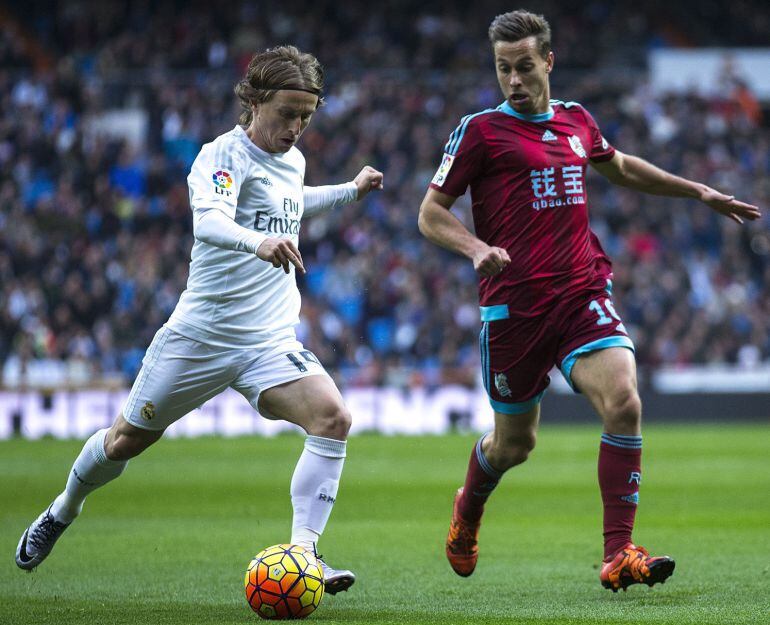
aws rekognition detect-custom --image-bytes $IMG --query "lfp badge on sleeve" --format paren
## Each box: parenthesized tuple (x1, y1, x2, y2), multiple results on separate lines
(431, 153, 455, 186)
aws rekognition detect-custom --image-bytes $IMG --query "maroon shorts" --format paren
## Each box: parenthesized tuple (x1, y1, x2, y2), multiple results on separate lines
(479, 279, 634, 414)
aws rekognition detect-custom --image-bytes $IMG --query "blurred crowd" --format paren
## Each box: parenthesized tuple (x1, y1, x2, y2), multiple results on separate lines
(1, 1, 769, 389)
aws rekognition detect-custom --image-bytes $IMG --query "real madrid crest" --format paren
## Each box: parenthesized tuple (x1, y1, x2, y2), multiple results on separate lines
(140, 401, 156, 420)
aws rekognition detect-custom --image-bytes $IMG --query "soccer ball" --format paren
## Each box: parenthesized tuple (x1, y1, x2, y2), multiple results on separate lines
(244, 544, 325, 620)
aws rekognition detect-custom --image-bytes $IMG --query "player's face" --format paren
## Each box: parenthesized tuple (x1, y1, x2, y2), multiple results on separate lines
(494, 37, 554, 115)
(248, 90, 319, 153)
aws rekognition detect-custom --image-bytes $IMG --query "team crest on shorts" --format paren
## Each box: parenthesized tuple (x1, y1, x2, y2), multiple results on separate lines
(140, 401, 156, 420)
(494, 372, 512, 397)
(568, 135, 587, 159)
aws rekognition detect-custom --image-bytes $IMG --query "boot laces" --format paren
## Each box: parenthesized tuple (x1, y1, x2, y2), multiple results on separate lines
(447, 518, 478, 552)
(28, 512, 67, 552)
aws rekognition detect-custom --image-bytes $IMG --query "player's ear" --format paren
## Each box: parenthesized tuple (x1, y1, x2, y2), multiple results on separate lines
(545, 51, 554, 73)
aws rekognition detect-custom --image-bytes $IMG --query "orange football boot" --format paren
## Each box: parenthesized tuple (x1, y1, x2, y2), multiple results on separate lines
(600, 543, 675, 592)
(445, 487, 481, 577)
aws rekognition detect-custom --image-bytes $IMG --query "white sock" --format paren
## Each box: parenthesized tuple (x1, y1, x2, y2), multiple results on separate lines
(50, 429, 128, 523)
(290, 435, 346, 551)
(291, 527, 320, 552)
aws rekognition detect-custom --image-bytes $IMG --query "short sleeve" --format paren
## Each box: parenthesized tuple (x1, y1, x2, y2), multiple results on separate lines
(429, 116, 487, 197)
(581, 107, 615, 163)
(187, 142, 246, 220)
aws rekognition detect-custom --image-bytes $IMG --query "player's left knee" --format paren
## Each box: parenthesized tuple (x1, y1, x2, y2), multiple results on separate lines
(487, 429, 537, 470)
(603, 387, 642, 431)
(105, 429, 158, 461)
(308, 402, 351, 440)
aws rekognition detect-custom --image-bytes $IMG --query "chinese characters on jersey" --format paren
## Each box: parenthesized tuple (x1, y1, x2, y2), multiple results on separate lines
(530, 165, 585, 210)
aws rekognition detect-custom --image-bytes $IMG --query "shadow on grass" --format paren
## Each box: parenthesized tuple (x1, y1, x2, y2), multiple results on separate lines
(0, 597, 600, 625)
(4, 586, 763, 625)
(0, 599, 244, 625)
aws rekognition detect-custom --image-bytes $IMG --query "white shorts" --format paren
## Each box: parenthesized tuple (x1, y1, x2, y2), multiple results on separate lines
(122, 326, 330, 431)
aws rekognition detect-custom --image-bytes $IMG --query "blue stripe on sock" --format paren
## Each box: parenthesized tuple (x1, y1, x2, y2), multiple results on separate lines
(603, 435, 642, 443)
(601, 433, 643, 449)
(601, 439, 642, 449)
(475, 434, 503, 480)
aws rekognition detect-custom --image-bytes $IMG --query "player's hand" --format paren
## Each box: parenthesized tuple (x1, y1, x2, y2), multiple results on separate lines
(353, 166, 384, 200)
(256, 238, 305, 274)
(472, 245, 511, 277)
(700, 187, 761, 225)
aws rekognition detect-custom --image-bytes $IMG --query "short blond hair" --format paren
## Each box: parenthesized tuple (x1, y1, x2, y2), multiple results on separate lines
(488, 10, 552, 58)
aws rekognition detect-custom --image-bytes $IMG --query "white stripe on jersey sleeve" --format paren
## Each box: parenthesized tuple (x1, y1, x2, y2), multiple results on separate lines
(187, 139, 247, 220)
(303, 182, 358, 217)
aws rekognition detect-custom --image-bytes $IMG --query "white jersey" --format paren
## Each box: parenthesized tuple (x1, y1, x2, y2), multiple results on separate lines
(167, 125, 306, 348)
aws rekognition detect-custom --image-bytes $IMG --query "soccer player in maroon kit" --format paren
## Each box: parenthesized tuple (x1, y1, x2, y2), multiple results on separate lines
(418, 10, 761, 591)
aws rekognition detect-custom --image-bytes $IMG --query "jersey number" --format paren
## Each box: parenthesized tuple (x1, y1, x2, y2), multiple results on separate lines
(286, 351, 320, 372)
(589, 298, 621, 326)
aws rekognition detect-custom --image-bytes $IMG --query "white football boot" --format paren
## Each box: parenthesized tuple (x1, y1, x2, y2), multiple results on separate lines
(15, 505, 70, 570)
(316, 556, 356, 594)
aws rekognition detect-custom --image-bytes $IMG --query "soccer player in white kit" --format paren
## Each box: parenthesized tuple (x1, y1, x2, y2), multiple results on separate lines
(16, 45, 383, 595)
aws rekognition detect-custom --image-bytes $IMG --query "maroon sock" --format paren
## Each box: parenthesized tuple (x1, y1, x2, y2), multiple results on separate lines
(457, 434, 503, 523)
(598, 433, 642, 560)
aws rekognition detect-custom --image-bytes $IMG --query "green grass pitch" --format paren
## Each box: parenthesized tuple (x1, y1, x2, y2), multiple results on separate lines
(1, 424, 768, 624)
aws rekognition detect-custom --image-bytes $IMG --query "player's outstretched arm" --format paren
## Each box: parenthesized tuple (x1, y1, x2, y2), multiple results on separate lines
(698, 186, 762, 225)
(302, 166, 383, 217)
(591, 151, 761, 224)
(418, 188, 510, 277)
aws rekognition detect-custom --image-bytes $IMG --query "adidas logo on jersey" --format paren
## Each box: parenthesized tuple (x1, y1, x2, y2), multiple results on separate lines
(541, 130, 557, 142)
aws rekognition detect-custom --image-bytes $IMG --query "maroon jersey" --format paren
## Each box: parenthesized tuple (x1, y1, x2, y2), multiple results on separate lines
(430, 99, 616, 317)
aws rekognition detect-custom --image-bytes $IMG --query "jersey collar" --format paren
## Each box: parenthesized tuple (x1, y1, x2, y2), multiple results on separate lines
(499, 100, 554, 122)
(234, 125, 292, 160)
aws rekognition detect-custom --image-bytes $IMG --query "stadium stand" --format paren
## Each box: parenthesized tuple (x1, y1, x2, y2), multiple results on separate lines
(1, 1, 768, 390)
